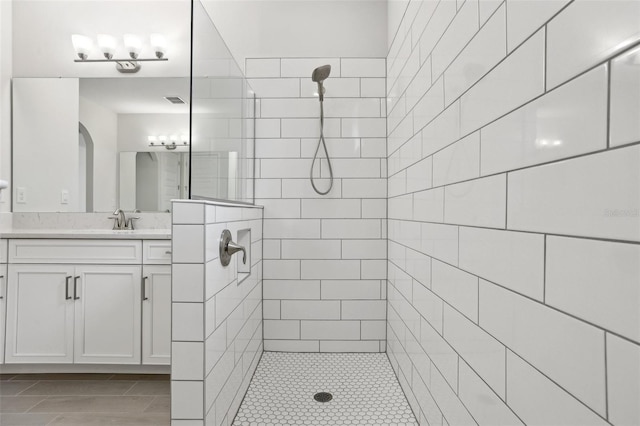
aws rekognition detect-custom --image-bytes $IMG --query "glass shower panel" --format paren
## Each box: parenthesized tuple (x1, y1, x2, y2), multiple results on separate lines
(190, 0, 255, 204)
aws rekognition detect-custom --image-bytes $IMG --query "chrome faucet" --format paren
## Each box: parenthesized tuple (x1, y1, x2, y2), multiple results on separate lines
(108, 209, 140, 230)
(109, 209, 127, 230)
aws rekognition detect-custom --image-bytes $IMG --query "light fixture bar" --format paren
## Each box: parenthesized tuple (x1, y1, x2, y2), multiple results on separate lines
(74, 58, 168, 63)
(148, 134, 190, 150)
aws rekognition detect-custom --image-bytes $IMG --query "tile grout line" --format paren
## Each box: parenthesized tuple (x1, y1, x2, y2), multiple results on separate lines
(606, 59, 612, 149)
(604, 333, 609, 420)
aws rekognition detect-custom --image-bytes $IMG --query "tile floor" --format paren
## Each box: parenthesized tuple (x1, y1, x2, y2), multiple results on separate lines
(232, 352, 419, 426)
(0, 373, 170, 426)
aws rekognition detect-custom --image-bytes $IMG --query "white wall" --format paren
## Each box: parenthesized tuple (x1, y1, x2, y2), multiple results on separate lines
(386, 1, 640, 425)
(79, 97, 118, 212)
(12, 78, 80, 212)
(202, 0, 388, 70)
(0, 0, 12, 211)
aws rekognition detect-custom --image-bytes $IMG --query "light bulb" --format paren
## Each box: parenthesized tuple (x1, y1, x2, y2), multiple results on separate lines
(181, 134, 189, 144)
(71, 35, 92, 60)
(97, 34, 117, 59)
(169, 135, 178, 143)
(123, 34, 142, 59)
(150, 33, 167, 59)
(158, 135, 168, 145)
(148, 135, 157, 145)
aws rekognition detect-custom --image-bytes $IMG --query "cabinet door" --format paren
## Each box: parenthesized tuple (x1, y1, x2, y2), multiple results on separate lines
(142, 265, 171, 365)
(73, 265, 142, 364)
(0, 264, 6, 364)
(5, 264, 75, 363)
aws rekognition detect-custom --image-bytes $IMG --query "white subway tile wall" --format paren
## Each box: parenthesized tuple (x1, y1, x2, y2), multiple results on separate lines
(248, 56, 387, 352)
(171, 201, 263, 425)
(386, 1, 640, 425)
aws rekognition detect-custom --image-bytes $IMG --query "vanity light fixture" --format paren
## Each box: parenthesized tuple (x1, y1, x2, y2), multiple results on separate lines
(71, 35, 92, 60)
(97, 34, 117, 59)
(148, 134, 189, 150)
(123, 34, 142, 59)
(72, 33, 169, 74)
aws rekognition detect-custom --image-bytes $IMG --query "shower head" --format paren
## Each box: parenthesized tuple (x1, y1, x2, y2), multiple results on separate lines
(312, 64, 331, 101)
(312, 64, 331, 83)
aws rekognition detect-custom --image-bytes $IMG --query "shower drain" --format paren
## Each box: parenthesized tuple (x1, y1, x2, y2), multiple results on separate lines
(313, 392, 333, 403)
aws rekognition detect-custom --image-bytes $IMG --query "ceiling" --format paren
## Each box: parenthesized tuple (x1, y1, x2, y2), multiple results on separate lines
(80, 78, 190, 114)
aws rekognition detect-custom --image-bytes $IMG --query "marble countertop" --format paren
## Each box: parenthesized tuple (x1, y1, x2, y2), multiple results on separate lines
(0, 229, 171, 240)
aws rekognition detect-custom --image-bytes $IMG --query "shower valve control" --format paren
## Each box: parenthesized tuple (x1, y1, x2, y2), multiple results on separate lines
(219, 229, 247, 267)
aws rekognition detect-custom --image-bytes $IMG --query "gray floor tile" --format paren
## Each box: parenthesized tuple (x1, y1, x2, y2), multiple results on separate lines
(20, 380, 135, 396)
(9, 374, 113, 381)
(144, 396, 170, 414)
(124, 381, 170, 396)
(0, 396, 48, 413)
(47, 413, 170, 425)
(0, 413, 59, 425)
(0, 381, 38, 396)
(109, 374, 170, 381)
(28, 396, 155, 413)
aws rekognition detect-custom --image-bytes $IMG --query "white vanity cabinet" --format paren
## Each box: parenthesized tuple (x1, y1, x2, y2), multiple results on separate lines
(142, 265, 171, 365)
(5, 264, 76, 363)
(73, 265, 142, 364)
(141, 239, 172, 365)
(0, 239, 7, 364)
(4, 240, 143, 364)
(6, 265, 142, 364)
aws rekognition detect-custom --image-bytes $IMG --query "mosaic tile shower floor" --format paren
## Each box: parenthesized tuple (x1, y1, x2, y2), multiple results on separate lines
(232, 352, 418, 426)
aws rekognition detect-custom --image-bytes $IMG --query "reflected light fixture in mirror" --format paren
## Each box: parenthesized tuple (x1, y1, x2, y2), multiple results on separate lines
(150, 34, 167, 59)
(148, 134, 189, 150)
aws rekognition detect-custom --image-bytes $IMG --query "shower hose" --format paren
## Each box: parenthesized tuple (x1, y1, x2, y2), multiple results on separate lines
(310, 99, 334, 195)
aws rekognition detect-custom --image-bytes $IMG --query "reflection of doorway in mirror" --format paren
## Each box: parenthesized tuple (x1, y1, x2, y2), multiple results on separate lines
(158, 153, 182, 212)
(78, 123, 95, 212)
(134, 152, 185, 212)
(136, 152, 160, 212)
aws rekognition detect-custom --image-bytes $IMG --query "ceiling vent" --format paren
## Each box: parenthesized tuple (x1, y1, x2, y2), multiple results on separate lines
(164, 96, 186, 104)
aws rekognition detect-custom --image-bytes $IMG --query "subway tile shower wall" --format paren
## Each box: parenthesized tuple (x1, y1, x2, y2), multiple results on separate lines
(247, 57, 388, 353)
(386, 1, 639, 426)
(171, 201, 263, 425)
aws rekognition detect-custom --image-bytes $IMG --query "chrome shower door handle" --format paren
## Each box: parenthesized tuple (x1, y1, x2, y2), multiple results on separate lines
(219, 229, 246, 266)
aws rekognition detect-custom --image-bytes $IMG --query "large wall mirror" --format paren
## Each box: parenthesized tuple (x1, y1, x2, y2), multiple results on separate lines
(12, 77, 242, 213)
(13, 77, 184, 212)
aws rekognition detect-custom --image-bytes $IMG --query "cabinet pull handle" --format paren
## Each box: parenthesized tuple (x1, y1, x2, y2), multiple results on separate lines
(142, 276, 149, 301)
(165, 250, 172, 255)
(0, 275, 4, 299)
(73, 276, 80, 300)
(65, 276, 72, 300)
